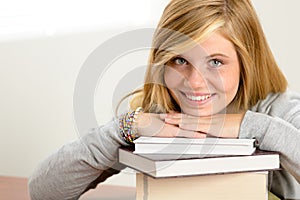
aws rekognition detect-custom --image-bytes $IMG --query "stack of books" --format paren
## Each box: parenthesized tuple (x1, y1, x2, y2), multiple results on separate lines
(118, 136, 280, 200)
(136, 172, 269, 200)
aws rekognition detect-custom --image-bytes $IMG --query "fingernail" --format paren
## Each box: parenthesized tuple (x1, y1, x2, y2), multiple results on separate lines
(165, 117, 172, 122)
(159, 114, 167, 119)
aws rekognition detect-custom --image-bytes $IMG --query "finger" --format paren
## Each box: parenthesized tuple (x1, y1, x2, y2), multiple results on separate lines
(163, 113, 211, 125)
(179, 122, 209, 133)
(179, 122, 226, 138)
(165, 117, 195, 124)
(163, 124, 206, 138)
(159, 113, 167, 120)
(159, 112, 181, 120)
(166, 112, 184, 119)
(164, 113, 199, 124)
(153, 124, 203, 138)
(164, 117, 182, 125)
(176, 129, 207, 138)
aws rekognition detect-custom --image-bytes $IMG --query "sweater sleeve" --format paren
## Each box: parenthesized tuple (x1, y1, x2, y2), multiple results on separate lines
(239, 111, 300, 183)
(28, 119, 129, 200)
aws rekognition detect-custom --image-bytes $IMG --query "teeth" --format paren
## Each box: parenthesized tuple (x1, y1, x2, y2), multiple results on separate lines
(185, 94, 211, 101)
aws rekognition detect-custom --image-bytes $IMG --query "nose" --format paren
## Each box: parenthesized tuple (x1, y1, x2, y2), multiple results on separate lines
(184, 66, 207, 89)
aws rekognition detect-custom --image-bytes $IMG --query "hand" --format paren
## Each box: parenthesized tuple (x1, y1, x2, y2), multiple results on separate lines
(135, 113, 206, 138)
(160, 112, 245, 138)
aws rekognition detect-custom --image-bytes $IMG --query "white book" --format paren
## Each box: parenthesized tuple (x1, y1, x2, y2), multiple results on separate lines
(119, 147, 280, 178)
(136, 172, 270, 200)
(134, 136, 257, 155)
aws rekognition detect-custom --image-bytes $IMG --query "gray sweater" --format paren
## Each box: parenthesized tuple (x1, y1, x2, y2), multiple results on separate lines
(28, 90, 300, 200)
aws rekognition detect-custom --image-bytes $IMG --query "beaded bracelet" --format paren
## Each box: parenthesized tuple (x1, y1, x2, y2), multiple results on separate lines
(119, 107, 144, 144)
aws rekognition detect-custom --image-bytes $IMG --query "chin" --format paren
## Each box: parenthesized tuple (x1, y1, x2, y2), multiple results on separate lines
(182, 108, 213, 117)
(182, 106, 226, 116)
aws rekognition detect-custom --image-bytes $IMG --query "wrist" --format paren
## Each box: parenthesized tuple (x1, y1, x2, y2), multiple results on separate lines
(119, 107, 144, 144)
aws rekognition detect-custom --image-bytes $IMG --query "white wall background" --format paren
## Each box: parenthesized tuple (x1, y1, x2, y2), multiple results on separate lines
(0, 0, 299, 188)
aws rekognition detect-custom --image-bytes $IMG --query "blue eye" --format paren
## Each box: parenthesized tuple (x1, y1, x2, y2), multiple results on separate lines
(173, 57, 187, 65)
(208, 59, 223, 68)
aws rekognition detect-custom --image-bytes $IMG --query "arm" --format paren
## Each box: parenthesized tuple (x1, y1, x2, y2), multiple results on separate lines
(136, 113, 206, 138)
(28, 119, 129, 200)
(161, 113, 243, 138)
(239, 110, 300, 182)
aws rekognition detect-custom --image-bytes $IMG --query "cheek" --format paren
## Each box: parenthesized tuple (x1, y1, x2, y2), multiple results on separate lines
(219, 68, 240, 97)
(164, 67, 184, 89)
(207, 65, 239, 98)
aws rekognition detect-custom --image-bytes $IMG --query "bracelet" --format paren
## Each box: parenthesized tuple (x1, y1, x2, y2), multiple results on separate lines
(119, 107, 144, 144)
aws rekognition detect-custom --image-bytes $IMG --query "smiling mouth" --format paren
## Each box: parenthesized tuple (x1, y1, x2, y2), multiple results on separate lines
(184, 93, 212, 101)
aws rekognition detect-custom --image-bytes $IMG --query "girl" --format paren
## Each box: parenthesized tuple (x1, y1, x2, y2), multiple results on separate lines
(29, 0, 300, 199)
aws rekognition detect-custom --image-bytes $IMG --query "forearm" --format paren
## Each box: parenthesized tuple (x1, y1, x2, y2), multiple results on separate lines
(28, 120, 128, 200)
(239, 111, 300, 182)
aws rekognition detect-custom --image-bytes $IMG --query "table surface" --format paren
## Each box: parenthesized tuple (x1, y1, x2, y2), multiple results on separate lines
(1, 176, 280, 200)
(0, 176, 136, 200)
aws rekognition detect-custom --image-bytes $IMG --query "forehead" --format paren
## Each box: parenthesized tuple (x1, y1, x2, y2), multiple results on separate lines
(200, 32, 235, 52)
(181, 32, 237, 58)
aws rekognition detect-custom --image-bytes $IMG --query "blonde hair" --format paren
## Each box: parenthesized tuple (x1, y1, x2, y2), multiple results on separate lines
(129, 0, 287, 113)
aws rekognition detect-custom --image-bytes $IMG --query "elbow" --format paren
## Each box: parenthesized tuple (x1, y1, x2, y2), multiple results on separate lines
(27, 174, 58, 200)
(28, 175, 40, 200)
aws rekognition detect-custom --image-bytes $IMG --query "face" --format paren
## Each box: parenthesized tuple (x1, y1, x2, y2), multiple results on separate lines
(164, 32, 240, 116)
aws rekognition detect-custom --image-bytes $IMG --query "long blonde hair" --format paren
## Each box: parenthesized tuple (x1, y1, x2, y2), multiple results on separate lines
(129, 0, 287, 113)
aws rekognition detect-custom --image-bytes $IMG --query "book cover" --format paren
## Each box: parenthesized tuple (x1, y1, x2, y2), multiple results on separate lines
(119, 147, 280, 178)
(136, 172, 269, 200)
(133, 136, 257, 155)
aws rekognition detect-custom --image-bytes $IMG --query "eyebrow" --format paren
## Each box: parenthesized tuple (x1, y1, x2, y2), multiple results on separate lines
(206, 53, 230, 59)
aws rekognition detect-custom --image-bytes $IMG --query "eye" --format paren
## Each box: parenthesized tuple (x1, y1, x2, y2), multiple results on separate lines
(208, 59, 223, 68)
(172, 57, 188, 65)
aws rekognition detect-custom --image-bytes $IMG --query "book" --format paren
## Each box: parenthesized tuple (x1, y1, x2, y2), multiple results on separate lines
(136, 172, 270, 200)
(133, 136, 257, 155)
(118, 147, 280, 178)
